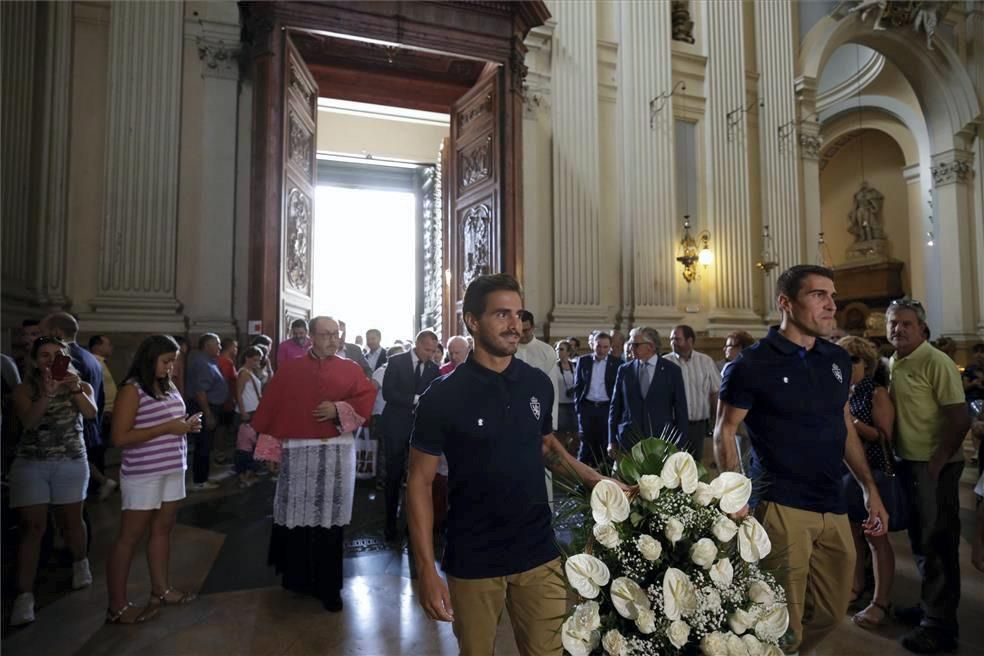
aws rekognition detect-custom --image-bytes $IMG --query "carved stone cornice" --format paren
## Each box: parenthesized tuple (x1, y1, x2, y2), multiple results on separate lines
(931, 158, 973, 185)
(197, 38, 240, 80)
(798, 132, 823, 160)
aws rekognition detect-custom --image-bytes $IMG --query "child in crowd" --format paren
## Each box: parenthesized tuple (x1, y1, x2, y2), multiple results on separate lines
(234, 346, 264, 487)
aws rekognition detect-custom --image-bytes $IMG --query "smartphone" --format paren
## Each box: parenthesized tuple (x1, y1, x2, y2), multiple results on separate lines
(51, 353, 71, 380)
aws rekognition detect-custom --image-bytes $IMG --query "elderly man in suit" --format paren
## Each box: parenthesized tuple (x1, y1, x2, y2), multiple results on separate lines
(381, 329, 440, 541)
(609, 326, 689, 455)
(573, 331, 621, 466)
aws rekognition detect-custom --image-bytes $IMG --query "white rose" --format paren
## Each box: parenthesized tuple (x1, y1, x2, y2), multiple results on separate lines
(565, 554, 611, 599)
(728, 608, 757, 635)
(593, 522, 621, 549)
(700, 631, 730, 656)
(571, 600, 602, 632)
(710, 471, 753, 514)
(754, 604, 790, 642)
(561, 615, 600, 656)
(591, 479, 631, 525)
(726, 632, 750, 656)
(636, 534, 663, 561)
(638, 474, 664, 501)
(635, 608, 657, 634)
(738, 516, 772, 563)
(661, 451, 699, 493)
(668, 619, 691, 649)
(710, 558, 734, 589)
(662, 567, 698, 620)
(690, 538, 718, 569)
(602, 629, 627, 656)
(704, 588, 723, 611)
(747, 580, 775, 605)
(664, 517, 685, 544)
(741, 634, 765, 656)
(610, 576, 650, 619)
(712, 515, 738, 543)
(693, 482, 715, 506)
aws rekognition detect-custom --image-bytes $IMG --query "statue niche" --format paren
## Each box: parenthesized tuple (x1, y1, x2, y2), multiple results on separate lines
(845, 180, 889, 261)
(671, 1, 695, 44)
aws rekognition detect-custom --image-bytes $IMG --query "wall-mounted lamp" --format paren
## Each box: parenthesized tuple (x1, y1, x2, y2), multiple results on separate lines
(677, 217, 712, 284)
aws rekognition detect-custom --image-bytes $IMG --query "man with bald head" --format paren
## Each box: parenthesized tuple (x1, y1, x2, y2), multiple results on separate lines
(440, 335, 470, 375)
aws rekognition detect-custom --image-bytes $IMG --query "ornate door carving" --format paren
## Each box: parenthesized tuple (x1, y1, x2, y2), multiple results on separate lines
(280, 36, 317, 341)
(447, 67, 503, 336)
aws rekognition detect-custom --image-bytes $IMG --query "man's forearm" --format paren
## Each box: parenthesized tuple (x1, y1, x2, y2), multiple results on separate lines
(545, 438, 602, 487)
(407, 477, 437, 573)
(936, 414, 972, 460)
(843, 430, 876, 489)
(713, 424, 740, 472)
(195, 391, 211, 415)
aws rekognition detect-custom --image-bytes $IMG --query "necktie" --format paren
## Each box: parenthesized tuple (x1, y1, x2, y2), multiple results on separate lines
(414, 360, 423, 391)
(639, 362, 652, 399)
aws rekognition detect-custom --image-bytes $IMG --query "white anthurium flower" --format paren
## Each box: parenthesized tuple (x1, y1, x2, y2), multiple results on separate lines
(571, 600, 602, 632)
(590, 479, 631, 525)
(593, 522, 621, 549)
(610, 576, 650, 620)
(661, 451, 699, 494)
(690, 538, 719, 569)
(747, 580, 775, 605)
(738, 516, 772, 563)
(710, 472, 753, 514)
(668, 619, 691, 649)
(700, 631, 730, 656)
(561, 614, 600, 656)
(602, 629, 627, 656)
(693, 482, 715, 506)
(762, 644, 785, 656)
(711, 514, 739, 543)
(664, 517, 685, 544)
(662, 567, 698, 621)
(726, 632, 751, 656)
(728, 608, 757, 636)
(638, 474, 664, 501)
(741, 634, 765, 656)
(710, 558, 734, 589)
(635, 608, 657, 634)
(754, 604, 789, 642)
(636, 534, 663, 561)
(565, 554, 611, 599)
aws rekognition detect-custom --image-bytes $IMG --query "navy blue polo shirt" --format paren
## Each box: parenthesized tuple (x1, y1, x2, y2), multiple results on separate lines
(719, 327, 852, 514)
(411, 355, 558, 579)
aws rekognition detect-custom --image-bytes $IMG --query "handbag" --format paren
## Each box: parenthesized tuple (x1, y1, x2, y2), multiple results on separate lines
(236, 421, 258, 452)
(875, 438, 909, 533)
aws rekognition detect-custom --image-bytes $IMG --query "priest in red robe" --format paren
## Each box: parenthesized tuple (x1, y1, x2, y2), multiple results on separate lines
(251, 316, 375, 612)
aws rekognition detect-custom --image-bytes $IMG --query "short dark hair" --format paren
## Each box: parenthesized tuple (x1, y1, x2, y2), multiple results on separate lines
(673, 325, 696, 342)
(366, 329, 381, 339)
(221, 337, 238, 352)
(88, 335, 108, 350)
(416, 329, 439, 344)
(22, 319, 40, 328)
(589, 330, 611, 345)
(973, 343, 984, 354)
(775, 264, 834, 301)
(250, 334, 272, 347)
(198, 332, 219, 350)
(462, 273, 522, 333)
(43, 312, 79, 339)
(242, 345, 264, 362)
(290, 318, 307, 330)
(725, 330, 755, 350)
(125, 334, 180, 399)
(519, 310, 535, 325)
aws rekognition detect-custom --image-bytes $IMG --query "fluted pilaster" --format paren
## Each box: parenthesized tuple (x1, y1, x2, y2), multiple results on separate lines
(754, 0, 802, 303)
(969, 6, 984, 336)
(91, 1, 182, 318)
(549, 2, 606, 330)
(705, 0, 757, 325)
(618, 1, 678, 323)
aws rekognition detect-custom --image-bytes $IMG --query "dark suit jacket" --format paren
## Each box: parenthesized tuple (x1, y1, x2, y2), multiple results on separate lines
(608, 356, 688, 452)
(341, 342, 372, 377)
(381, 350, 440, 442)
(573, 354, 620, 415)
(365, 347, 388, 371)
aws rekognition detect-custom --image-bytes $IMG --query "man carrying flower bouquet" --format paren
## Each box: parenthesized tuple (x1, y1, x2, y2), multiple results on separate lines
(713, 264, 889, 655)
(407, 273, 627, 655)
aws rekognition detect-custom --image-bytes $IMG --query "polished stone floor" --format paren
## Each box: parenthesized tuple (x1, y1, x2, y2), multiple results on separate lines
(2, 451, 983, 656)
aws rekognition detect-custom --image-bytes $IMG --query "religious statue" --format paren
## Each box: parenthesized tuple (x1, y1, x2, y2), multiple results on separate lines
(848, 181, 886, 243)
(844, 1, 952, 50)
(671, 1, 695, 45)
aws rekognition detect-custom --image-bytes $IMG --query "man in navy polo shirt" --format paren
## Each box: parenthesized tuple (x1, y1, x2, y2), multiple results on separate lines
(713, 264, 888, 655)
(407, 273, 620, 655)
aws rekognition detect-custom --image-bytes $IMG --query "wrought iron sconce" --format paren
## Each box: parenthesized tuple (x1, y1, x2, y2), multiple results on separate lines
(726, 98, 764, 141)
(649, 80, 687, 129)
(755, 224, 779, 274)
(677, 217, 712, 284)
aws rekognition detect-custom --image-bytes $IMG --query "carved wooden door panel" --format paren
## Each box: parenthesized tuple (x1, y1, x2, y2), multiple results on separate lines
(280, 36, 317, 341)
(448, 66, 503, 335)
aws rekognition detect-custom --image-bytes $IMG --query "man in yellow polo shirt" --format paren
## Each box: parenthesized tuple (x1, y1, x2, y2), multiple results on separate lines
(887, 299, 970, 654)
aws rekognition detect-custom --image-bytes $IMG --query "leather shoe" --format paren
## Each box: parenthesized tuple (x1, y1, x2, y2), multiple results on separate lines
(900, 626, 957, 654)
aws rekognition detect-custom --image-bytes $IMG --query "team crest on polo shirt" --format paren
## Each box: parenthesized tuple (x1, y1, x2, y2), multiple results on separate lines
(832, 363, 843, 383)
(530, 396, 541, 420)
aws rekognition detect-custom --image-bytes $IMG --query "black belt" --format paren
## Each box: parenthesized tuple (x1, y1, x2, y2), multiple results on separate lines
(583, 400, 610, 408)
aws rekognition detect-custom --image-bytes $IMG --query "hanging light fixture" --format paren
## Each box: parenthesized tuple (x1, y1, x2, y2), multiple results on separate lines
(756, 224, 779, 274)
(816, 231, 832, 267)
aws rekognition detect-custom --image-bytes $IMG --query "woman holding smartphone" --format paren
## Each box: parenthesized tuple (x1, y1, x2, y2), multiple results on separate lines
(10, 336, 98, 626)
(105, 335, 202, 623)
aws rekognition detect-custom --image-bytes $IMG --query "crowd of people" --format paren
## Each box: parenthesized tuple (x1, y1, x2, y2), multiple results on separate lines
(2, 266, 982, 656)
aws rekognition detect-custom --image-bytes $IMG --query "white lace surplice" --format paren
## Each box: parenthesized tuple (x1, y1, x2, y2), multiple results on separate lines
(273, 434, 356, 529)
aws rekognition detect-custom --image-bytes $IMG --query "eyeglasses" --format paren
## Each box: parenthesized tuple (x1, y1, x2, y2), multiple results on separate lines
(888, 298, 926, 321)
(627, 342, 654, 349)
(724, 342, 739, 348)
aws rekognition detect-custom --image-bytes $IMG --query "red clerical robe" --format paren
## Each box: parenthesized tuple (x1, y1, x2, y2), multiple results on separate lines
(251, 352, 375, 440)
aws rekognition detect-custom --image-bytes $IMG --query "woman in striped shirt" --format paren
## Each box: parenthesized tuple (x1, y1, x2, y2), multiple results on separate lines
(105, 335, 203, 623)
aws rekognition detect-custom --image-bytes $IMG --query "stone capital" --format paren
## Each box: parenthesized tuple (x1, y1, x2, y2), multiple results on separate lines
(931, 157, 973, 186)
(797, 132, 823, 160)
(197, 37, 240, 80)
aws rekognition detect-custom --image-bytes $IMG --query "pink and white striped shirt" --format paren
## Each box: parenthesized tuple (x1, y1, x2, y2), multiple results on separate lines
(121, 383, 188, 478)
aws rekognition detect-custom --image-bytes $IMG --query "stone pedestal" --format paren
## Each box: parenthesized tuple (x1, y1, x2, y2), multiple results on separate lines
(846, 238, 890, 261)
(832, 259, 905, 304)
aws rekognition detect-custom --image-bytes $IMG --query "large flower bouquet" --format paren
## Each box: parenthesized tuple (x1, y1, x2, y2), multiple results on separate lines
(560, 437, 789, 656)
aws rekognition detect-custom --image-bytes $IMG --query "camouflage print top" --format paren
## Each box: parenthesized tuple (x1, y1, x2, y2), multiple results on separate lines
(16, 388, 85, 460)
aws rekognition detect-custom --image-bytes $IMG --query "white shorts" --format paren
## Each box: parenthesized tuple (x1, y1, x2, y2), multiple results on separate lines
(120, 470, 186, 511)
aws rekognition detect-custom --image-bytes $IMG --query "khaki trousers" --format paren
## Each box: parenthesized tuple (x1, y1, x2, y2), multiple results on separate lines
(447, 558, 565, 656)
(756, 501, 854, 654)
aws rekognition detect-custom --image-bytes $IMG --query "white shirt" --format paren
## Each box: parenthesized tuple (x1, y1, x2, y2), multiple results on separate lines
(371, 364, 388, 416)
(515, 337, 557, 375)
(664, 350, 720, 421)
(586, 357, 610, 402)
(366, 348, 383, 370)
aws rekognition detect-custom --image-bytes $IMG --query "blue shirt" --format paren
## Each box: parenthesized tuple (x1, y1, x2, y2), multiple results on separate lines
(719, 327, 851, 514)
(411, 355, 557, 579)
(185, 350, 228, 406)
(69, 342, 104, 447)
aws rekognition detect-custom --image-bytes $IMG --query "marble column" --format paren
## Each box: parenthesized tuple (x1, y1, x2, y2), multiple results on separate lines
(931, 150, 977, 340)
(968, 6, 984, 337)
(618, 1, 680, 326)
(704, 0, 758, 329)
(89, 1, 184, 330)
(548, 2, 607, 336)
(754, 0, 802, 306)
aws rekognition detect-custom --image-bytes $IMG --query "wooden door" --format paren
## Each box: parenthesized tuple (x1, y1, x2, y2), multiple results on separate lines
(280, 35, 317, 345)
(447, 65, 503, 336)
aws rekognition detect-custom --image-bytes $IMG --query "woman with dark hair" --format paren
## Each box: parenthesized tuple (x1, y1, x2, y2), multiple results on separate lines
(550, 340, 578, 452)
(234, 346, 265, 487)
(10, 336, 98, 626)
(105, 335, 202, 624)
